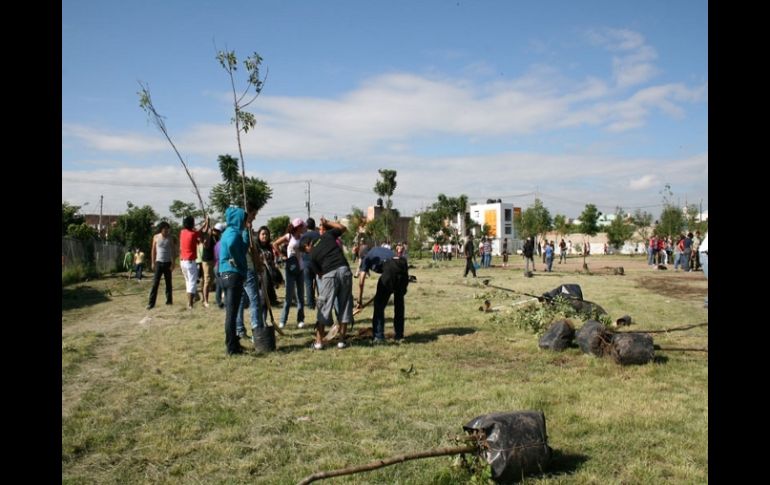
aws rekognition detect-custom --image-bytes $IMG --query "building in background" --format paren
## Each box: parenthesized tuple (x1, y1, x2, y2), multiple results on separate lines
(467, 200, 519, 255)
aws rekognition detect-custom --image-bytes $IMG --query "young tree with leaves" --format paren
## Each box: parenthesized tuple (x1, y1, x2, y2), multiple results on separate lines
(553, 214, 571, 240)
(267, 216, 291, 248)
(578, 204, 600, 271)
(606, 208, 635, 251)
(169, 200, 204, 221)
(632, 209, 653, 249)
(373, 169, 397, 240)
(62, 202, 86, 236)
(209, 154, 272, 214)
(520, 198, 552, 247)
(110, 202, 160, 256)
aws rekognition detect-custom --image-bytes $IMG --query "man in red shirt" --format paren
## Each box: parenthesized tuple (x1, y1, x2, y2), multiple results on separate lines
(180, 215, 210, 310)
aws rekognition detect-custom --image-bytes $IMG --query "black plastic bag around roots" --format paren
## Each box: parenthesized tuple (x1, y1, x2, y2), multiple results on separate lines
(610, 333, 654, 365)
(567, 299, 607, 317)
(463, 411, 552, 483)
(576, 320, 613, 357)
(538, 320, 575, 351)
(252, 326, 276, 353)
(541, 284, 584, 302)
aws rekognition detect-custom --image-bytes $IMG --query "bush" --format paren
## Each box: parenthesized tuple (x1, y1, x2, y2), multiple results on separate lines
(62, 264, 100, 286)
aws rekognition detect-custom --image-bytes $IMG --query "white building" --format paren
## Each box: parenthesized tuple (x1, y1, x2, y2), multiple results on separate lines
(467, 201, 519, 255)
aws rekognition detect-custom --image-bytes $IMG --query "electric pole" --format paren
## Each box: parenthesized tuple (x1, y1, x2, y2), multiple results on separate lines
(305, 180, 311, 220)
(99, 195, 104, 237)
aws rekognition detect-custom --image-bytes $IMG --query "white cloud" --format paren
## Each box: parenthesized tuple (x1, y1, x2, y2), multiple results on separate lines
(628, 174, 659, 190)
(63, 150, 707, 221)
(586, 28, 659, 88)
(63, 29, 707, 221)
(63, 124, 167, 153)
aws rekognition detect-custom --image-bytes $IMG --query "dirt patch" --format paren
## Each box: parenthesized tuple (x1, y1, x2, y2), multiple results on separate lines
(637, 274, 706, 299)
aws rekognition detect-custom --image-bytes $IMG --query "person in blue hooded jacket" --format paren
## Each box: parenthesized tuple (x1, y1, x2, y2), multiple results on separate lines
(219, 206, 248, 355)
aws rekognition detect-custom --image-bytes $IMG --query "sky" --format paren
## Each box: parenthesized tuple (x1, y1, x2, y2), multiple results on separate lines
(62, 0, 708, 225)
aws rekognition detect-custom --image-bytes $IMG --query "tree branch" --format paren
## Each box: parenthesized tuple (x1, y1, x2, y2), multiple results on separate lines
(296, 444, 477, 485)
(138, 82, 207, 219)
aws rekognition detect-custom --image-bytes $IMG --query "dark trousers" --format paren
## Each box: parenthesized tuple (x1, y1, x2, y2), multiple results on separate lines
(214, 273, 224, 307)
(464, 257, 476, 277)
(148, 261, 173, 306)
(221, 272, 244, 354)
(372, 279, 405, 339)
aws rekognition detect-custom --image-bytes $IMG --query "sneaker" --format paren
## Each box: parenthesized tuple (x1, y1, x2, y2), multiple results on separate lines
(312, 342, 323, 350)
(203, 302, 210, 308)
(279, 322, 286, 329)
(146, 304, 154, 310)
(372, 337, 386, 345)
(297, 321, 305, 329)
(337, 341, 348, 349)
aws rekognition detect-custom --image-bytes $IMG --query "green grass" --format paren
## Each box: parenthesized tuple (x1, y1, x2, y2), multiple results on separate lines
(62, 255, 707, 484)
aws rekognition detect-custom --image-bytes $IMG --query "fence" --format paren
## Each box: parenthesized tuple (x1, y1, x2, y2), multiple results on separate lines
(62, 237, 126, 274)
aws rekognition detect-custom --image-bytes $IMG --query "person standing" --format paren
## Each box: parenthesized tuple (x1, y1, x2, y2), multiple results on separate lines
(147, 222, 176, 310)
(304, 217, 353, 350)
(256, 225, 281, 308)
(559, 239, 567, 264)
(200, 223, 222, 308)
(463, 235, 477, 278)
(523, 236, 536, 273)
(545, 241, 554, 272)
(219, 207, 248, 356)
(483, 237, 492, 268)
(179, 215, 209, 310)
(273, 218, 307, 329)
(133, 248, 146, 280)
(235, 204, 264, 340)
(699, 232, 708, 308)
(302, 217, 321, 311)
(502, 238, 509, 268)
(123, 248, 134, 279)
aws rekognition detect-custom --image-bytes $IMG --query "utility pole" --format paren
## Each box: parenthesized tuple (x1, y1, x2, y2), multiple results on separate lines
(699, 199, 703, 223)
(99, 195, 104, 237)
(305, 180, 311, 220)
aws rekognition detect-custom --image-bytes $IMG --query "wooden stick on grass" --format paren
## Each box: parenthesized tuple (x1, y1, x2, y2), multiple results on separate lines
(296, 444, 478, 485)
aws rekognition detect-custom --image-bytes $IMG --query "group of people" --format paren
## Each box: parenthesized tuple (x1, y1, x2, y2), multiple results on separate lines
(143, 212, 410, 355)
(647, 231, 704, 271)
(123, 247, 146, 280)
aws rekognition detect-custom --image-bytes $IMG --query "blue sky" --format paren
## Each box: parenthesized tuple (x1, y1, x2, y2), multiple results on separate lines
(62, 0, 708, 223)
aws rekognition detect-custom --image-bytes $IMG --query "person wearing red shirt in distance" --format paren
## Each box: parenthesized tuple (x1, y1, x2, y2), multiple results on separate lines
(180, 215, 210, 310)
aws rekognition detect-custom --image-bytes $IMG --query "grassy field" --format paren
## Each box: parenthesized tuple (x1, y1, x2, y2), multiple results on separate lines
(62, 254, 708, 484)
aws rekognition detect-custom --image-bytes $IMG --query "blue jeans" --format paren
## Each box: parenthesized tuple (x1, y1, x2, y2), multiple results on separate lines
(134, 263, 144, 280)
(280, 266, 305, 325)
(303, 254, 316, 309)
(700, 251, 708, 305)
(236, 269, 264, 334)
(220, 272, 244, 354)
(214, 273, 224, 308)
(546, 256, 553, 272)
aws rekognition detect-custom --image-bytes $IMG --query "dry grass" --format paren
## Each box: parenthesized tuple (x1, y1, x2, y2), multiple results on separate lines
(62, 254, 707, 484)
